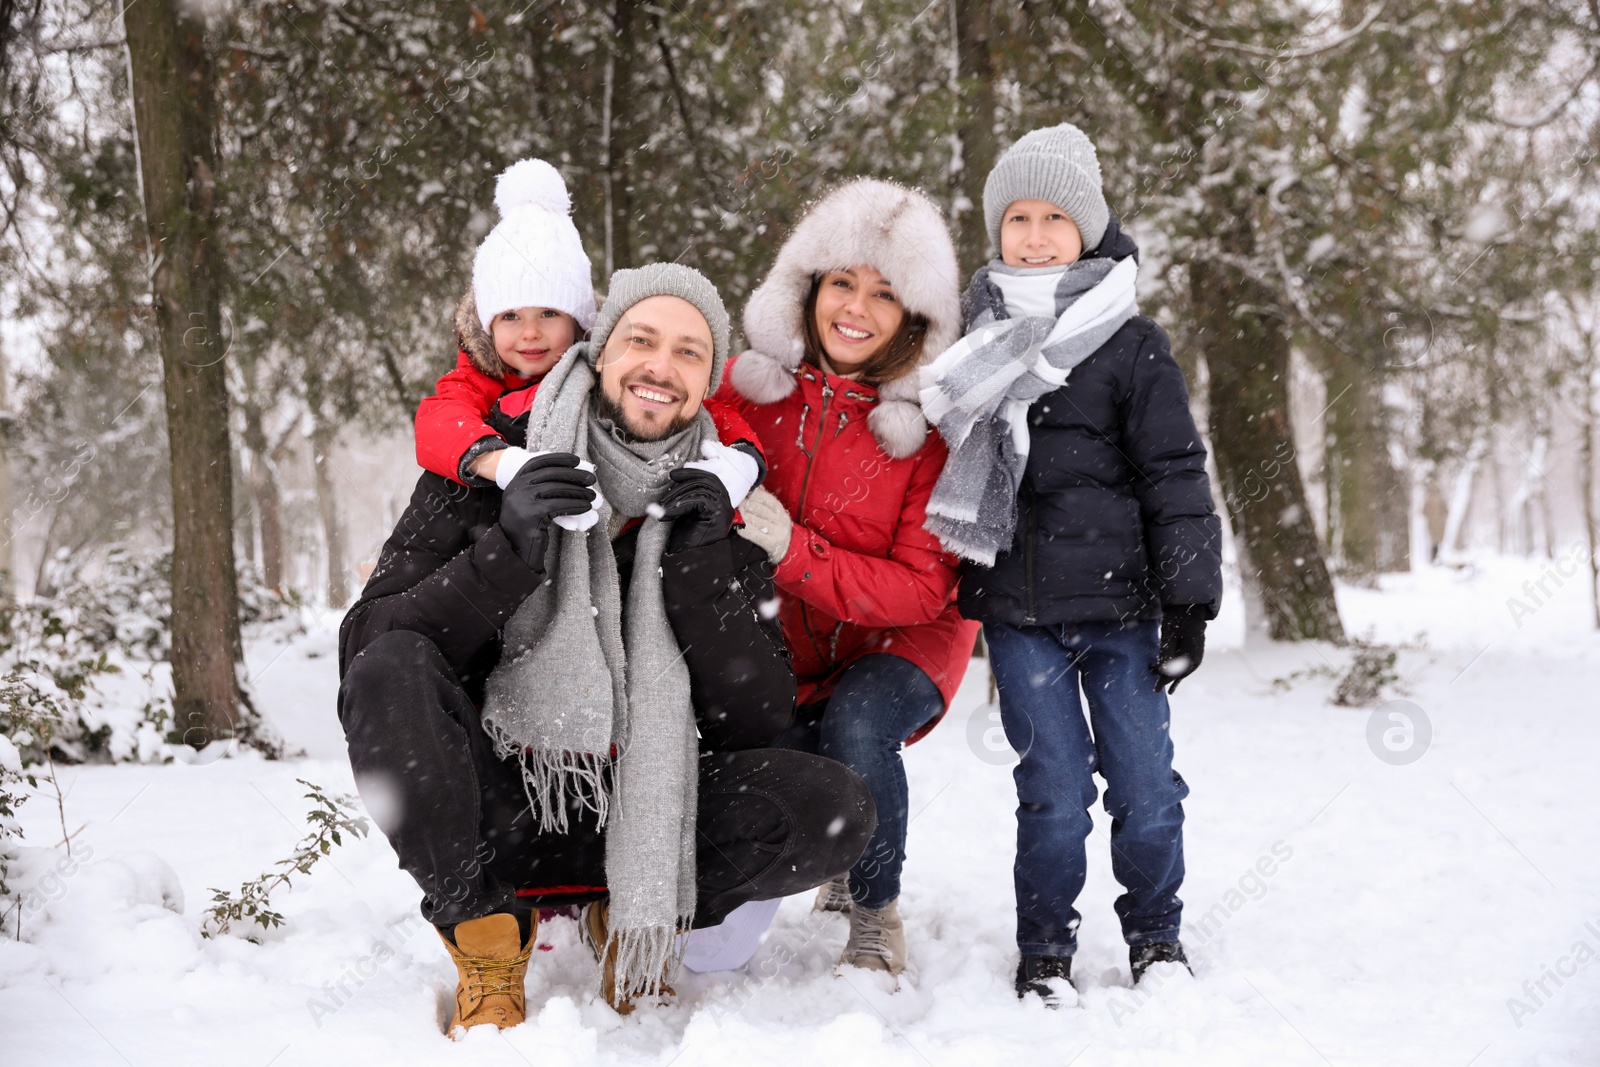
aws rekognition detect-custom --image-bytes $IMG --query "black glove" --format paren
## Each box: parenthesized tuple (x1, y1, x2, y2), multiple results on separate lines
(1152, 605, 1207, 694)
(498, 452, 597, 568)
(659, 467, 735, 553)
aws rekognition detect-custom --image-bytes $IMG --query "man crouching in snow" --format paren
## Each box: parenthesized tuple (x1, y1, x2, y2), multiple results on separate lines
(337, 264, 876, 1034)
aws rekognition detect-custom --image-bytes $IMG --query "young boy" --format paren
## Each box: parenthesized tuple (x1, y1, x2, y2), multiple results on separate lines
(416, 158, 764, 503)
(920, 123, 1223, 1005)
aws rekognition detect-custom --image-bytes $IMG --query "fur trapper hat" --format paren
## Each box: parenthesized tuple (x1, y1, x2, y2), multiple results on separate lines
(730, 178, 961, 459)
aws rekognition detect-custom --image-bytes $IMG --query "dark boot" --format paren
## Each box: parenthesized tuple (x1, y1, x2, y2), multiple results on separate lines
(1015, 954, 1073, 1007)
(1130, 940, 1192, 984)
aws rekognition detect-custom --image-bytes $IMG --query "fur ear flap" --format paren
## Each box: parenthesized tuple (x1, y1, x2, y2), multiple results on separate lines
(870, 372, 931, 458)
(454, 286, 507, 380)
(869, 400, 930, 461)
(729, 349, 798, 405)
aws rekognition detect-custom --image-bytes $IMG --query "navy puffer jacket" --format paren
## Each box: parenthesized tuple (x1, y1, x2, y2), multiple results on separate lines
(956, 213, 1223, 627)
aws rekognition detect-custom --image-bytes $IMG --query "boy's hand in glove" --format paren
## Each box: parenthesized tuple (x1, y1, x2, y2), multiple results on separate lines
(660, 467, 735, 553)
(1151, 605, 1207, 694)
(499, 452, 597, 568)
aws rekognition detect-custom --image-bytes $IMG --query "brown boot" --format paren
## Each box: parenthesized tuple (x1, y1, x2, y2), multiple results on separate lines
(580, 900, 675, 1015)
(813, 876, 853, 914)
(840, 899, 906, 976)
(437, 912, 536, 1037)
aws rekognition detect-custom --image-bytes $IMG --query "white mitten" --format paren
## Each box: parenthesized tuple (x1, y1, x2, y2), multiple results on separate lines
(553, 459, 604, 531)
(490, 446, 538, 489)
(497, 449, 602, 531)
(685, 440, 761, 508)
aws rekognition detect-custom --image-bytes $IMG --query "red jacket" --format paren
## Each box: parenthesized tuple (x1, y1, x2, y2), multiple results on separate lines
(718, 358, 978, 739)
(416, 350, 762, 485)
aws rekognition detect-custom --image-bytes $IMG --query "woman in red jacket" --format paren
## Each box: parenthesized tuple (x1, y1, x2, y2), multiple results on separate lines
(718, 179, 978, 978)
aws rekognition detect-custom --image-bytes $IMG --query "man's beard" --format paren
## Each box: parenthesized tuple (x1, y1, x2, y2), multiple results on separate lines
(593, 383, 698, 442)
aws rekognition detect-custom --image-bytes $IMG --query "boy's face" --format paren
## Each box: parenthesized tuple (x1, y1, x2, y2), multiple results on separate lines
(595, 295, 714, 441)
(999, 199, 1084, 269)
(492, 306, 578, 378)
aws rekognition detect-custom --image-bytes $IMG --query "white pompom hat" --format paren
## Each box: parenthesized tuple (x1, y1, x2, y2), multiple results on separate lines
(471, 159, 597, 334)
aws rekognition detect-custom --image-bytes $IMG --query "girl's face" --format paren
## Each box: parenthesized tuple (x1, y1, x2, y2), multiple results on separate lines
(999, 199, 1084, 268)
(811, 264, 905, 378)
(491, 307, 578, 378)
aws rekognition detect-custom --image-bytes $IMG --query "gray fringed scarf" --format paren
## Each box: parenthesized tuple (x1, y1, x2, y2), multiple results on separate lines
(919, 256, 1139, 565)
(481, 343, 712, 998)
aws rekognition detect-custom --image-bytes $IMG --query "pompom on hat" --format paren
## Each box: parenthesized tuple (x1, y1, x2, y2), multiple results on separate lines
(471, 158, 598, 333)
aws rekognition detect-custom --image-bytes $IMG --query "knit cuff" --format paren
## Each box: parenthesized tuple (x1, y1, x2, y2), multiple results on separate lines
(459, 435, 509, 488)
(731, 440, 767, 488)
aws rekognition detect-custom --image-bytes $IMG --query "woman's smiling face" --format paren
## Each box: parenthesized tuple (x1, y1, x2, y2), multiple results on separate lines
(811, 264, 905, 378)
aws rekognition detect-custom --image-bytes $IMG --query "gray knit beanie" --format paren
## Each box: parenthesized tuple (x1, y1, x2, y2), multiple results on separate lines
(983, 122, 1109, 254)
(588, 263, 731, 391)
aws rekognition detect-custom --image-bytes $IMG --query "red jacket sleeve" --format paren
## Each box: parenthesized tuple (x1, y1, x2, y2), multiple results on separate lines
(704, 398, 765, 466)
(414, 352, 526, 486)
(773, 436, 961, 629)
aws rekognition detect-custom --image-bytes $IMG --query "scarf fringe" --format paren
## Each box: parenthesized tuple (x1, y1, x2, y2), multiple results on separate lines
(604, 918, 691, 1001)
(482, 717, 611, 833)
(924, 514, 998, 566)
(924, 496, 981, 524)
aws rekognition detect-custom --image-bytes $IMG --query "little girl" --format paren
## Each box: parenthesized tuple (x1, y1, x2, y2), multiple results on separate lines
(415, 158, 763, 501)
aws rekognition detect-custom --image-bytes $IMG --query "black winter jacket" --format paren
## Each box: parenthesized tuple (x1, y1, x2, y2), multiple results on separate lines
(338, 471, 796, 753)
(956, 214, 1223, 627)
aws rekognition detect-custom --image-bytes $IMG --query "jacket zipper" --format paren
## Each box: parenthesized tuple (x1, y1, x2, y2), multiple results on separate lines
(1023, 494, 1038, 625)
(795, 379, 835, 669)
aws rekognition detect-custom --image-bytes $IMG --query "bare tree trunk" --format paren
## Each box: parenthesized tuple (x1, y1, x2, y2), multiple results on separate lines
(249, 453, 284, 593)
(602, 0, 636, 274)
(1323, 354, 1409, 579)
(949, 0, 998, 276)
(1583, 397, 1599, 629)
(1440, 431, 1486, 558)
(234, 389, 284, 593)
(1569, 295, 1600, 628)
(310, 421, 347, 607)
(1192, 249, 1344, 643)
(124, 0, 243, 748)
(0, 341, 13, 599)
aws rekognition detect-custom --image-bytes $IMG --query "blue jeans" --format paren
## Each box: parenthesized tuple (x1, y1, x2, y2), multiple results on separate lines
(984, 619, 1187, 957)
(774, 654, 944, 909)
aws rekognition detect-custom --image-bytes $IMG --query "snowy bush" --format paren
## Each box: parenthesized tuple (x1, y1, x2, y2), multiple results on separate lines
(0, 549, 299, 768)
(0, 734, 27, 901)
(202, 779, 368, 942)
(1331, 638, 1404, 708)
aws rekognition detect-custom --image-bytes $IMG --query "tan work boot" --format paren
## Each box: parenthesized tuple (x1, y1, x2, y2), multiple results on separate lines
(437, 912, 536, 1038)
(580, 900, 675, 1015)
(840, 898, 906, 976)
(813, 876, 853, 914)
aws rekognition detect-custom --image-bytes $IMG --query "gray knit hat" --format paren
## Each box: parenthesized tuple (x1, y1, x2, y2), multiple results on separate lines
(983, 122, 1109, 254)
(588, 263, 732, 391)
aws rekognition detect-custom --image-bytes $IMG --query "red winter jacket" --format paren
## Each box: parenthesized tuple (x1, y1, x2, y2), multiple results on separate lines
(416, 349, 763, 486)
(718, 358, 978, 739)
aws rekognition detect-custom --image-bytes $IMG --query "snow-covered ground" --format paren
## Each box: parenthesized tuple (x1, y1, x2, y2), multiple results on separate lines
(4, 557, 1599, 1067)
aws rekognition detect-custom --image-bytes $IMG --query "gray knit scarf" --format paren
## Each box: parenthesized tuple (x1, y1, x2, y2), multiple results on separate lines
(919, 256, 1138, 565)
(481, 343, 712, 997)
